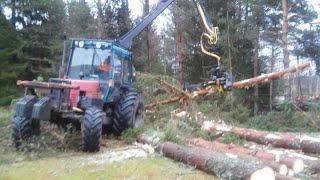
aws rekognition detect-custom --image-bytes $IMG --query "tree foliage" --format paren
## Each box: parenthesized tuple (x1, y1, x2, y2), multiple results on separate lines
(0, 0, 318, 108)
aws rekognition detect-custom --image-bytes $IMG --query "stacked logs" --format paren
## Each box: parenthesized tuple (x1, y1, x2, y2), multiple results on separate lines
(138, 135, 276, 180)
(202, 122, 320, 174)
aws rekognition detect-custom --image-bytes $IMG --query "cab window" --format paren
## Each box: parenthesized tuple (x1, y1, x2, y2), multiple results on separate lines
(113, 53, 123, 81)
(123, 56, 130, 83)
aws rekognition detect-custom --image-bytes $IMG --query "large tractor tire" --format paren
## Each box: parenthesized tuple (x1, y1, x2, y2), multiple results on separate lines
(82, 107, 103, 152)
(113, 91, 144, 136)
(12, 116, 40, 147)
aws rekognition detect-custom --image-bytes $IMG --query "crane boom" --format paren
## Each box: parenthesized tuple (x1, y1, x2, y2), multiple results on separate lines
(118, 0, 175, 49)
(117, 0, 233, 92)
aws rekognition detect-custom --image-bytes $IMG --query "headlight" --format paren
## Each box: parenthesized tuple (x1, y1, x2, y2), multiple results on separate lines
(79, 41, 84, 48)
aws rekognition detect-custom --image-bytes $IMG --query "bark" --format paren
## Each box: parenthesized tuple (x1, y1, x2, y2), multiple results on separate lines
(281, 0, 289, 69)
(204, 122, 320, 155)
(177, 28, 185, 85)
(155, 77, 188, 96)
(145, 96, 186, 109)
(275, 174, 297, 180)
(270, 45, 275, 111)
(17, 80, 79, 89)
(253, 23, 260, 115)
(138, 135, 275, 180)
(143, 0, 151, 72)
(188, 138, 304, 174)
(11, 0, 16, 27)
(232, 62, 310, 89)
(281, 0, 291, 99)
(145, 62, 311, 108)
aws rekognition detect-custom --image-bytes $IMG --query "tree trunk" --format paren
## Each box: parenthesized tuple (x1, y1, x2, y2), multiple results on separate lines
(189, 138, 304, 174)
(138, 135, 275, 180)
(232, 62, 310, 89)
(145, 62, 311, 108)
(253, 24, 260, 115)
(203, 122, 320, 154)
(281, 0, 291, 100)
(270, 45, 275, 111)
(176, 28, 185, 85)
(17, 80, 79, 89)
(143, 0, 151, 72)
(11, 0, 16, 28)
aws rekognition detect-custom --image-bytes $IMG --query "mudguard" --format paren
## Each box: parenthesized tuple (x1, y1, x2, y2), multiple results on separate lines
(15, 95, 37, 118)
(32, 97, 51, 121)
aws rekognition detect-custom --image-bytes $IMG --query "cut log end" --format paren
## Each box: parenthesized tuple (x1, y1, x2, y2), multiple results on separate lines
(250, 167, 275, 180)
(292, 159, 304, 174)
(279, 164, 288, 175)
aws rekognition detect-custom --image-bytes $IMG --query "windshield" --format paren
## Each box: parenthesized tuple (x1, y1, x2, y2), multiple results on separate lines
(68, 47, 111, 81)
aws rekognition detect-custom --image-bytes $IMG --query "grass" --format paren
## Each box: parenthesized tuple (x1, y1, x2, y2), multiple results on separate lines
(0, 106, 13, 127)
(221, 133, 246, 146)
(0, 156, 213, 180)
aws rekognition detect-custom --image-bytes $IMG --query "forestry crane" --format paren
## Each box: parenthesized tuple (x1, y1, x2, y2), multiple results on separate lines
(12, 0, 233, 152)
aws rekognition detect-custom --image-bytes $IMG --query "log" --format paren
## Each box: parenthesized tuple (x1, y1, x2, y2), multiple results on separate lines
(233, 62, 311, 89)
(189, 138, 298, 175)
(145, 96, 186, 109)
(155, 77, 189, 96)
(203, 122, 320, 155)
(191, 62, 311, 98)
(275, 174, 297, 180)
(146, 62, 311, 107)
(17, 80, 79, 89)
(138, 135, 275, 180)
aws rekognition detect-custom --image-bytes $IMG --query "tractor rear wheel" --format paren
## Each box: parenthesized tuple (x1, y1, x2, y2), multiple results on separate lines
(113, 91, 144, 136)
(12, 116, 39, 148)
(82, 107, 103, 152)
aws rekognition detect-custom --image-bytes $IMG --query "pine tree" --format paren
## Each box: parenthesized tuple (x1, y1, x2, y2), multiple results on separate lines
(0, 13, 25, 105)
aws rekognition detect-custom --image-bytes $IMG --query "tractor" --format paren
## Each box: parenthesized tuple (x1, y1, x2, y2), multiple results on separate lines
(12, 0, 233, 152)
(13, 40, 144, 152)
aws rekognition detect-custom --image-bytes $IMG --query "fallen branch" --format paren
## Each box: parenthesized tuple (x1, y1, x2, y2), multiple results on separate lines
(138, 135, 275, 180)
(155, 77, 189, 96)
(145, 96, 186, 109)
(203, 122, 320, 155)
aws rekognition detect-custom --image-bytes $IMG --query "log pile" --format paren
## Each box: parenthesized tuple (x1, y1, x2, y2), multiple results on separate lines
(202, 122, 320, 174)
(188, 138, 303, 174)
(138, 135, 276, 180)
(203, 122, 320, 154)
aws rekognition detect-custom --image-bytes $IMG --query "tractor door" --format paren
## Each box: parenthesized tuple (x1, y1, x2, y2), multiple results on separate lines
(105, 45, 131, 103)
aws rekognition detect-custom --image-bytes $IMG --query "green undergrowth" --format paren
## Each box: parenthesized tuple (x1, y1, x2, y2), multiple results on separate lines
(247, 101, 320, 132)
(0, 156, 212, 180)
(221, 133, 246, 146)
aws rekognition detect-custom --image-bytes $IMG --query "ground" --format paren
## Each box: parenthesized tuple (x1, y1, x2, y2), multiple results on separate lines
(0, 106, 213, 179)
(1, 74, 319, 179)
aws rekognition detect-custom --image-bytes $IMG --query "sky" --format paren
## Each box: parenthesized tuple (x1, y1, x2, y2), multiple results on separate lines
(128, 0, 169, 32)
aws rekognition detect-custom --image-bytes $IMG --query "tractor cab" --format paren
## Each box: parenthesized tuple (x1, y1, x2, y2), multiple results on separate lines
(65, 39, 134, 106)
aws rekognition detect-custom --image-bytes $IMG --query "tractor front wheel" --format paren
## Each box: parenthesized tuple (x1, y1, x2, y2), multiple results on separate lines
(12, 116, 39, 148)
(82, 107, 103, 152)
(113, 91, 144, 136)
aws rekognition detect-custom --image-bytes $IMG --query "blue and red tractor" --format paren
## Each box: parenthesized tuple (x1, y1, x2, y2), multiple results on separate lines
(13, 40, 144, 152)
